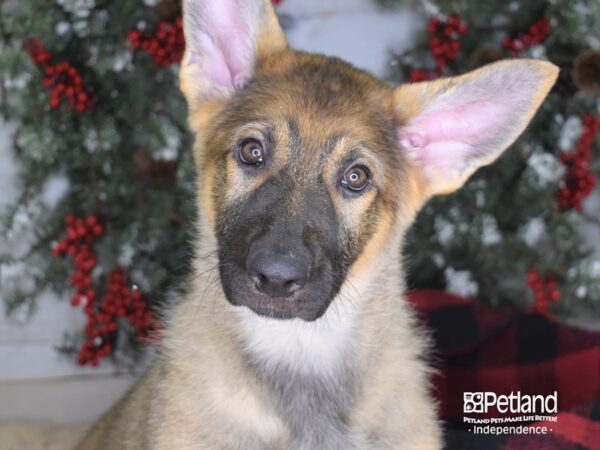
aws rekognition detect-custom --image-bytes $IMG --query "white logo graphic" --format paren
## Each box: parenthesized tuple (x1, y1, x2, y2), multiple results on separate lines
(463, 391, 557, 414)
(463, 391, 559, 436)
(463, 392, 485, 413)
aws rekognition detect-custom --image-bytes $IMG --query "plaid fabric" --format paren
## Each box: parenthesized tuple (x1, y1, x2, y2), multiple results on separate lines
(407, 289, 600, 450)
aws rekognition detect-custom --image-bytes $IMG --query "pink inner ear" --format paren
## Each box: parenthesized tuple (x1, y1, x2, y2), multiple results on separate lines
(195, 0, 255, 90)
(197, 34, 236, 88)
(400, 100, 509, 170)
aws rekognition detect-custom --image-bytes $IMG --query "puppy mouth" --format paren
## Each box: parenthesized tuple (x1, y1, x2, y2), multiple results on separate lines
(221, 268, 335, 321)
(231, 281, 322, 321)
(241, 292, 302, 319)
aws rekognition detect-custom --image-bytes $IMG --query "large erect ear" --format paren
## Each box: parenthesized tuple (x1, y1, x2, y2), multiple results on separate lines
(180, 0, 287, 108)
(395, 59, 558, 197)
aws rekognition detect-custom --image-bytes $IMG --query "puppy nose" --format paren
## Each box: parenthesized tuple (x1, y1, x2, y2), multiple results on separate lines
(246, 249, 309, 298)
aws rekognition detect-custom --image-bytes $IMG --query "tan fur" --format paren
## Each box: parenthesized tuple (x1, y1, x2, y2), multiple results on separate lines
(78, 1, 557, 448)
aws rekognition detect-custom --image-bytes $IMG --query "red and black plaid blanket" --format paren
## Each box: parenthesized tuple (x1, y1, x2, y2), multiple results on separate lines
(408, 289, 600, 450)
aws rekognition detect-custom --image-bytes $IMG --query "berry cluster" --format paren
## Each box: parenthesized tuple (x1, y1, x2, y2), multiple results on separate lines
(427, 15, 467, 70)
(53, 214, 157, 366)
(527, 269, 560, 314)
(128, 18, 184, 67)
(25, 38, 51, 65)
(43, 62, 94, 111)
(557, 115, 600, 211)
(78, 268, 157, 366)
(52, 214, 103, 261)
(502, 17, 551, 55)
(25, 39, 94, 112)
(408, 69, 433, 83)
(409, 14, 467, 82)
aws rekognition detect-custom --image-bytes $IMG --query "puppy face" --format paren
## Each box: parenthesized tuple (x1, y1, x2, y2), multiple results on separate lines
(201, 54, 410, 320)
(180, 0, 558, 321)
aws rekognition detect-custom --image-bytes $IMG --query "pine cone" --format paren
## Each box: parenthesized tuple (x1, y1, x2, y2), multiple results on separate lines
(153, 0, 181, 20)
(134, 149, 178, 189)
(573, 50, 600, 95)
(469, 47, 504, 69)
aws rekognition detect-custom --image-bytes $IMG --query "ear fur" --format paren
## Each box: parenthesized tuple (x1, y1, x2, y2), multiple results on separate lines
(180, 0, 287, 110)
(394, 59, 559, 197)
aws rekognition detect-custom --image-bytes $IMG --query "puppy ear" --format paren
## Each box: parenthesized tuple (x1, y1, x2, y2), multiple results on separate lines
(394, 59, 558, 197)
(180, 0, 287, 109)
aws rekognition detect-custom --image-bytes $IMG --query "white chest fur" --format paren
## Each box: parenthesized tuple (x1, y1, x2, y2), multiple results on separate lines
(234, 293, 361, 376)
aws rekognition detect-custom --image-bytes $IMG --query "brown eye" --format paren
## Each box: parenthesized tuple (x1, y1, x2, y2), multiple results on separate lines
(341, 165, 370, 192)
(239, 139, 265, 166)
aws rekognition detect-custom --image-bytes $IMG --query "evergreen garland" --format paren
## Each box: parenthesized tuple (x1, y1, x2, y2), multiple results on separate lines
(0, 0, 599, 367)
(385, 0, 600, 318)
(0, 0, 194, 365)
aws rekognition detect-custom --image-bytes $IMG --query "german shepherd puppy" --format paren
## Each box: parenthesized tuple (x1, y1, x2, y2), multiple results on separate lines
(78, 0, 558, 448)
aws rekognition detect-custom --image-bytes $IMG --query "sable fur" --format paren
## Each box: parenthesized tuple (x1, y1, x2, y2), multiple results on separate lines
(78, 53, 440, 450)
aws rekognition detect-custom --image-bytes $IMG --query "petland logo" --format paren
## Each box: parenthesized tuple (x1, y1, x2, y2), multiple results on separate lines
(464, 391, 557, 414)
(463, 391, 558, 436)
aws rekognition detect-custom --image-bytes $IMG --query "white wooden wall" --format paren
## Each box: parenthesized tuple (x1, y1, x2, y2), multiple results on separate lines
(0, 0, 421, 423)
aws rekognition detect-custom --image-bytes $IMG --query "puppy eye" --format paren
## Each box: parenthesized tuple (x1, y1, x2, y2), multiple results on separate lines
(341, 165, 370, 192)
(238, 139, 265, 167)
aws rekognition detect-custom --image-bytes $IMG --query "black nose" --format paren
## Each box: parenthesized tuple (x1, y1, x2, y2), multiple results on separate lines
(246, 248, 310, 298)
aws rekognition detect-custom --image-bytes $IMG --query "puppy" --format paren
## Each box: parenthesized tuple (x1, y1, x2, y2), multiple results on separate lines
(78, 0, 558, 448)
